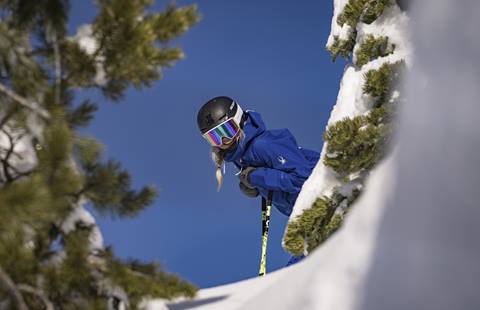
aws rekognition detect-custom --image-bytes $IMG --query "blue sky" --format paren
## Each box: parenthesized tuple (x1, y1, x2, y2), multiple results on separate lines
(69, 0, 346, 288)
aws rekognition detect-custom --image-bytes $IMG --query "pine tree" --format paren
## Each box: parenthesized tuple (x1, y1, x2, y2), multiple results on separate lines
(0, 1, 200, 309)
(284, 0, 407, 256)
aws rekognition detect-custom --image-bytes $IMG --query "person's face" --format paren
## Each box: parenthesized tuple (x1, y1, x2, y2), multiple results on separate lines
(218, 136, 236, 150)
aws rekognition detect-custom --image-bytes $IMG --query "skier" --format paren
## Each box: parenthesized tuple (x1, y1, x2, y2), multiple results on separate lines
(197, 96, 320, 266)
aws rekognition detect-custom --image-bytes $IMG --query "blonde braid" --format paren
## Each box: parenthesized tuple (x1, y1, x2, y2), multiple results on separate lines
(215, 153, 224, 192)
(211, 130, 244, 192)
(211, 146, 225, 191)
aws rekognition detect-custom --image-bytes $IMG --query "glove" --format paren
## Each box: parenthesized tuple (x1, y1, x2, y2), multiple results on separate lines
(239, 182, 259, 198)
(239, 166, 256, 189)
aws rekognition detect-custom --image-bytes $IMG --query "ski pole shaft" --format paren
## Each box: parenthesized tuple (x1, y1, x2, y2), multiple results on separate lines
(259, 191, 273, 277)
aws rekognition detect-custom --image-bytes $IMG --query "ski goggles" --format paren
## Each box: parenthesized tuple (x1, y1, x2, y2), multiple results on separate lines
(202, 118, 240, 147)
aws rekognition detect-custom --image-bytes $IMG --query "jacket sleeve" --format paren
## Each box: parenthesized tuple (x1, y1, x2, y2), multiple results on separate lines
(247, 134, 308, 193)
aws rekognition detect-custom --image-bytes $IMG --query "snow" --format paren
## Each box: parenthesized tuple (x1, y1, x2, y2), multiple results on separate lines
(162, 268, 288, 310)
(328, 65, 370, 124)
(325, 151, 339, 158)
(73, 24, 97, 55)
(354, 5, 411, 67)
(72, 24, 108, 86)
(61, 202, 104, 251)
(0, 95, 46, 181)
(0, 125, 38, 181)
(326, 0, 352, 47)
(336, 178, 362, 197)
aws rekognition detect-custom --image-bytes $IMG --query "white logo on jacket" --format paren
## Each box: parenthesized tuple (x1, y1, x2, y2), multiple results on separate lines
(277, 155, 287, 165)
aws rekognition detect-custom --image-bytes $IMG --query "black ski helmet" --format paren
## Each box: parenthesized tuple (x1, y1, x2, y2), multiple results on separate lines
(197, 96, 244, 134)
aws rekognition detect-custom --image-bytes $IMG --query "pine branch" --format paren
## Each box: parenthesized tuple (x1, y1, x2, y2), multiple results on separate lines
(0, 82, 50, 120)
(59, 203, 104, 253)
(0, 266, 29, 310)
(51, 30, 62, 106)
(58, 205, 132, 307)
(18, 284, 54, 310)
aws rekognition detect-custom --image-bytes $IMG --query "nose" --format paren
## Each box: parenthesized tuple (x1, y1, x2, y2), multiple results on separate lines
(222, 136, 232, 144)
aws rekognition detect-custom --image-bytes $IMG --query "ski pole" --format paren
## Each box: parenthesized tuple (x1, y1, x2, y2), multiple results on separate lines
(259, 191, 273, 277)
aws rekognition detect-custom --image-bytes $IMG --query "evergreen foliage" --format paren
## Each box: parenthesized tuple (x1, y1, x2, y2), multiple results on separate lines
(106, 252, 197, 308)
(322, 61, 403, 175)
(41, 227, 102, 309)
(323, 106, 394, 175)
(337, 0, 368, 27)
(0, 0, 200, 308)
(82, 159, 159, 218)
(328, 0, 393, 62)
(363, 60, 405, 106)
(284, 190, 361, 256)
(362, 0, 392, 24)
(66, 99, 99, 129)
(355, 35, 395, 67)
(337, 0, 392, 27)
(92, 1, 199, 100)
(327, 34, 356, 62)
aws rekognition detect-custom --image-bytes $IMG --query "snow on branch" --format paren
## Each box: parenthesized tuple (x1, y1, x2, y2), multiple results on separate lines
(0, 127, 38, 185)
(72, 24, 107, 86)
(61, 202, 104, 251)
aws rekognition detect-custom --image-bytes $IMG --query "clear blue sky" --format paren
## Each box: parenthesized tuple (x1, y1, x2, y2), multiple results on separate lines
(69, 0, 346, 288)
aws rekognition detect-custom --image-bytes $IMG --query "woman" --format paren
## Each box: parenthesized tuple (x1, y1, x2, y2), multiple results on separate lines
(197, 96, 319, 264)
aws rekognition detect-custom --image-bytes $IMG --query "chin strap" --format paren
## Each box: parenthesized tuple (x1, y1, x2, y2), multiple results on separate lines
(235, 166, 243, 176)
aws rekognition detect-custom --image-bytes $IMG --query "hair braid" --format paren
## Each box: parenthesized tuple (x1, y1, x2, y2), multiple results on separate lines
(214, 152, 224, 192)
(211, 130, 244, 192)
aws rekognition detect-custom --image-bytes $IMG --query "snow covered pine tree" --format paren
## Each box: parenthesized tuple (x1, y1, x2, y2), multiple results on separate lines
(284, 0, 411, 257)
(0, 1, 200, 309)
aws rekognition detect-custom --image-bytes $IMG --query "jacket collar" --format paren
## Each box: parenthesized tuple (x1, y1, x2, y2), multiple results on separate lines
(224, 111, 266, 163)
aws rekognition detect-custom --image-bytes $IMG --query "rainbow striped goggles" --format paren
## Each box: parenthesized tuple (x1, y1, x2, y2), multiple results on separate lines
(202, 118, 240, 147)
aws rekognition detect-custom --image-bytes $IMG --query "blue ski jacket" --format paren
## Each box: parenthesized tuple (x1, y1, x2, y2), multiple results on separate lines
(224, 111, 320, 216)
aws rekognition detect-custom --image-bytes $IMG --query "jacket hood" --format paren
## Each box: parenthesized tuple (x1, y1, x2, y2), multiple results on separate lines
(224, 111, 265, 163)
